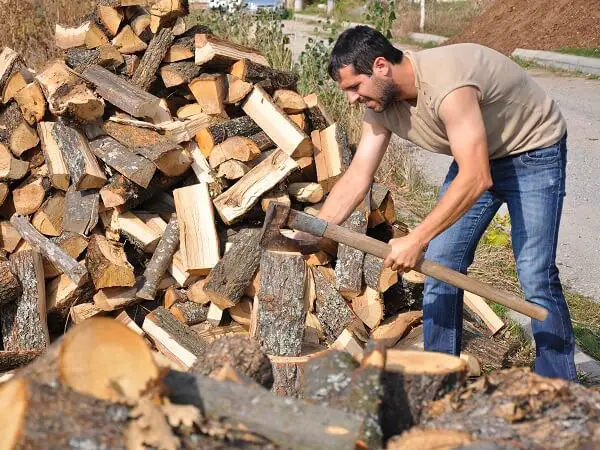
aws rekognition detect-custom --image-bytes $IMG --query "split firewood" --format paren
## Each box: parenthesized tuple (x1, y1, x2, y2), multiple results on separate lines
(0, 350, 41, 372)
(288, 182, 324, 203)
(42, 232, 88, 279)
(93, 284, 139, 311)
(381, 349, 467, 438)
(224, 74, 253, 104)
(363, 253, 398, 293)
(203, 228, 261, 309)
(243, 86, 312, 157)
(126, 6, 151, 42)
(331, 328, 364, 361)
(215, 159, 248, 180)
(143, 307, 206, 369)
(186, 278, 210, 304)
(0, 257, 21, 306)
(207, 136, 261, 169)
(31, 193, 65, 236)
(23, 317, 160, 401)
(111, 25, 147, 54)
(14, 82, 46, 125)
(160, 62, 201, 88)
(114, 310, 144, 336)
(459, 352, 481, 377)
(81, 64, 160, 118)
(176, 102, 203, 118)
(274, 89, 307, 114)
(0, 143, 29, 181)
(103, 121, 185, 176)
(231, 59, 298, 91)
(46, 272, 94, 329)
(65, 45, 124, 73)
(165, 370, 362, 450)
(37, 122, 69, 190)
(315, 122, 351, 192)
(131, 28, 174, 91)
(352, 286, 384, 330)
(55, 21, 109, 50)
(206, 302, 224, 326)
(336, 206, 368, 298)
(369, 183, 396, 227)
(164, 35, 195, 62)
(189, 73, 226, 115)
(64, 187, 99, 235)
(171, 301, 209, 326)
(162, 114, 216, 147)
(86, 234, 135, 289)
(117, 54, 140, 76)
(0, 101, 39, 157)
(385, 428, 475, 450)
(10, 215, 89, 286)
(2, 250, 48, 351)
(195, 34, 268, 69)
(12, 168, 50, 215)
(89, 136, 156, 188)
(0, 378, 134, 450)
(114, 210, 162, 252)
(195, 115, 262, 156)
(260, 189, 291, 212)
(169, 249, 199, 288)
(137, 213, 179, 301)
(174, 183, 220, 275)
(213, 149, 297, 225)
(248, 130, 275, 151)
(372, 311, 423, 348)
(289, 112, 307, 132)
(96, 4, 123, 36)
(70, 302, 105, 324)
(464, 291, 504, 335)
(255, 250, 307, 357)
(310, 266, 356, 345)
(149, 0, 188, 32)
(35, 61, 105, 122)
(304, 93, 333, 131)
(163, 285, 185, 309)
(0, 221, 21, 252)
(0, 182, 7, 206)
(2, 66, 33, 105)
(229, 296, 252, 326)
(52, 120, 106, 190)
(0, 47, 26, 100)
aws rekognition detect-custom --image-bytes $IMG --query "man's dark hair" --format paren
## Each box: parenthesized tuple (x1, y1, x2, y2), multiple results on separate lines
(328, 26, 404, 81)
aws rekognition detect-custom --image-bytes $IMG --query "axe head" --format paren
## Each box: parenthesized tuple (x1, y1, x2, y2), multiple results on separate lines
(259, 202, 320, 254)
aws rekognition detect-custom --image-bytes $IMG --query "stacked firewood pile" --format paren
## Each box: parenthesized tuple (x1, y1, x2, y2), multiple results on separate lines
(1, 1, 600, 449)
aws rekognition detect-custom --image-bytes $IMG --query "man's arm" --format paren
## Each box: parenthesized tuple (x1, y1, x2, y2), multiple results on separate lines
(384, 86, 492, 271)
(317, 119, 391, 224)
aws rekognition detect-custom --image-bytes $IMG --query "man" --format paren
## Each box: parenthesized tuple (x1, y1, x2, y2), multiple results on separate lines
(310, 26, 576, 380)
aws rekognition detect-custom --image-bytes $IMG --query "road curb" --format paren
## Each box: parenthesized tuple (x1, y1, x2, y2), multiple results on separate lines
(409, 32, 448, 44)
(512, 48, 600, 76)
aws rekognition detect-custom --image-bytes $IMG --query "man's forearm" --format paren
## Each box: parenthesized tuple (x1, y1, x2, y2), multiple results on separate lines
(411, 173, 491, 247)
(317, 171, 370, 225)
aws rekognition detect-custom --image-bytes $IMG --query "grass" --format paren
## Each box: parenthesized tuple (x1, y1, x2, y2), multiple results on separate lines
(557, 48, 600, 59)
(512, 56, 600, 80)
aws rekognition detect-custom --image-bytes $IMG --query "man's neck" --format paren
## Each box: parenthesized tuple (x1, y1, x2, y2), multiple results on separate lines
(391, 56, 418, 101)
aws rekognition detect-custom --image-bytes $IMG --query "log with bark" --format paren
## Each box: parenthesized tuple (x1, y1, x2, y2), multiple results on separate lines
(46, 273, 95, 332)
(255, 250, 308, 357)
(195, 34, 268, 69)
(231, 58, 298, 91)
(131, 28, 174, 91)
(0, 143, 29, 181)
(0, 257, 21, 306)
(65, 44, 124, 73)
(195, 115, 262, 156)
(64, 187, 99, 235)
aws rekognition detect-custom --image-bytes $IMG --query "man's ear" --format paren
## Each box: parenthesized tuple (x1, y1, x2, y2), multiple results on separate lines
(372, 56, 390, 77)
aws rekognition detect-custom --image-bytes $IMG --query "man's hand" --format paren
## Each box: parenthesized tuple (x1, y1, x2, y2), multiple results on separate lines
(383, 233, 427, 272)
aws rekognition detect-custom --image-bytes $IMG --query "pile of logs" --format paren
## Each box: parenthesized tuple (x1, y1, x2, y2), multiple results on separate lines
(3, 1, 599, 449)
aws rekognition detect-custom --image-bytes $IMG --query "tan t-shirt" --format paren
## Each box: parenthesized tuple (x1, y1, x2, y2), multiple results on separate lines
(364, 43, 566, 159)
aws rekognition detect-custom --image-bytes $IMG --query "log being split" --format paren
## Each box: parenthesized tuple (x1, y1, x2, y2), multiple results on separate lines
(255, 250, 308, 357)
(381, 349, 468, 439)
(137, 213, 179, 301)
(335, 206, 368, 299)
(10, 215, 89, 286)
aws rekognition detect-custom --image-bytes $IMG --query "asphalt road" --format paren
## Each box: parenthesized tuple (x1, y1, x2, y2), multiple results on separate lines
(284, 19, 600, 299)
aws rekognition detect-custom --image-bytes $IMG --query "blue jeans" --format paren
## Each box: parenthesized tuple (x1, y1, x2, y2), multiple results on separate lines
(423, 134, 576, 381)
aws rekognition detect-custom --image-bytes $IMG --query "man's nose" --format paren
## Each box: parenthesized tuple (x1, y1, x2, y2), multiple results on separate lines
(346, 91, 359, 104)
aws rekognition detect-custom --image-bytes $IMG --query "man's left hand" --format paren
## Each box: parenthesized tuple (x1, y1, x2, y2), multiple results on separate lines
(383, 233, 427, 272)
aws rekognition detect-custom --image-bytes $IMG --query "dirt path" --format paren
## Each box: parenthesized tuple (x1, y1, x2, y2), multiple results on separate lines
(284, 18, 600, 299)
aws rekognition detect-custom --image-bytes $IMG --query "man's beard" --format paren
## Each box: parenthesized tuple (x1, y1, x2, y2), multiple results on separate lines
(371, 76, 398, 112)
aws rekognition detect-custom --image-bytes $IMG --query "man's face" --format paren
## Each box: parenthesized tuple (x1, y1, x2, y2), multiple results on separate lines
(337, 64, 397, 112)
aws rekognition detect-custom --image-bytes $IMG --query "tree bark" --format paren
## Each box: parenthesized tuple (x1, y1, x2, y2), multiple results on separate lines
(203, 228, 262, 309)
(171, 301, 209, 326)
(195, 115, 262, 156)
(230, 59, 298, 91)
(255, 250, 307, 357)
(310, 266, 356, 345)
(0, 350, 40, 372)
(132, 28, 174, 91)
(64, 187, 99, 235)
(137, 213, 179, 301)
(335, 208, 368, 298)
(0, 258, 21, 306)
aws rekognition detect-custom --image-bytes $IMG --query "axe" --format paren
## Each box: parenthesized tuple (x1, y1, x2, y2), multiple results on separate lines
(260, 202, 548, 321)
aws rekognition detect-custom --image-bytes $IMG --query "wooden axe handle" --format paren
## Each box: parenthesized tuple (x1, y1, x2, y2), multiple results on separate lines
(323, 223, 548, 321)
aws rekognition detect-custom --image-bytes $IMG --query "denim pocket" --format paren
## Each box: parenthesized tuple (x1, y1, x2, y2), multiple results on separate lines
(520, 144, 561, 166)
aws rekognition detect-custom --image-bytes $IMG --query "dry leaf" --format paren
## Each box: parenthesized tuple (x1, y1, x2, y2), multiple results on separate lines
(127, 397, 179, 450)
(162, 403, 202, 428)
